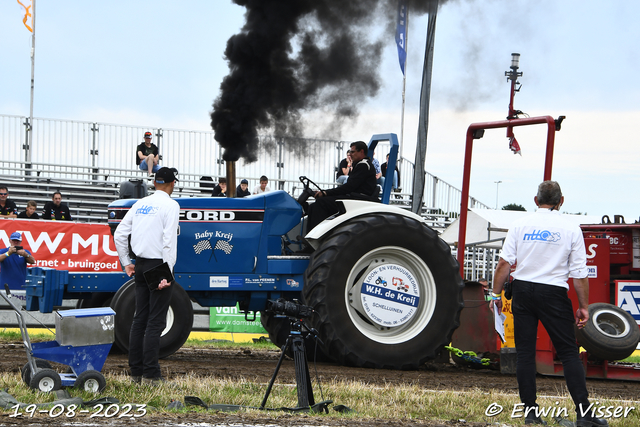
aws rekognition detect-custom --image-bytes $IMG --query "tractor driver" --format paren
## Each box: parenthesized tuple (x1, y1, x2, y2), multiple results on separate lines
(306, 140, 376, 231)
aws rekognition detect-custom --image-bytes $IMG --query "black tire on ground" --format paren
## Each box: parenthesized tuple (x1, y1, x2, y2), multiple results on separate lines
(74, 370, 107, 393)
(575, 303, 640, 361)
(110, 279, 194, 358)
(76, 292, 113, 309)
(29, 368, 61, 392)
(303, 213, 464, 369)
(21, 359, 53, 385)
(260, 311, 332, 363)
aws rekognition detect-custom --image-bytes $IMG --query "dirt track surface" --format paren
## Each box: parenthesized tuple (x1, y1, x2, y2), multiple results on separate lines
(1, 342, 638, 426)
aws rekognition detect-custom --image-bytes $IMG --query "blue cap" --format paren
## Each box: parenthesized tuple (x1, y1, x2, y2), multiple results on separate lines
(10, 232, 22, 241)
(241, 179, 248, 184)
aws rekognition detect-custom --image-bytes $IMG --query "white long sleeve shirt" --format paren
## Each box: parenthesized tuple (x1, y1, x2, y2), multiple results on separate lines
(499, 208, 589, 289)
(114, 190, 180, 271)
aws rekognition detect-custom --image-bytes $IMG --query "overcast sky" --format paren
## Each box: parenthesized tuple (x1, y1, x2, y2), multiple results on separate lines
(1, 1, 639, 221)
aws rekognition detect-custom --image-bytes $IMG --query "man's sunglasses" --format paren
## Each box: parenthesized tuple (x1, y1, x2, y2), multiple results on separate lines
(0, 193, 7, 196)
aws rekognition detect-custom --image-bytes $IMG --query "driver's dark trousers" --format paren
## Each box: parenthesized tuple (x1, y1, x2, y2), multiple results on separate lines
(307, 196, 342, 231)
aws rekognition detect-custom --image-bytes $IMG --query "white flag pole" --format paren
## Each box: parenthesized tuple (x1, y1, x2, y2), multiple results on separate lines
(27, 0, 36, 165)
(399, 7, 409, 165)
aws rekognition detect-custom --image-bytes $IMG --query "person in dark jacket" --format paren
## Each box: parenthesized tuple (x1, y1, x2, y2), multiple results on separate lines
(17, 200, 40, 219)
(306, 140, 376, 231)
(0, 186, 18, 218)
(381, 153, 400, 190)
(236, 179, 251, 198)
(211, 178, 227, 197)
(42, 192, 72, 221)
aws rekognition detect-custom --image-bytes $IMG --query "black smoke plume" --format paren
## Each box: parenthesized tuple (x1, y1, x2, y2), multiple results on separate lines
(211, 0, 441, 162)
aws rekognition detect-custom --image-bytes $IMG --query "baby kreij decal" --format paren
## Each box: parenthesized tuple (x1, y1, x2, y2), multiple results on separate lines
(361, 264, 420, 327)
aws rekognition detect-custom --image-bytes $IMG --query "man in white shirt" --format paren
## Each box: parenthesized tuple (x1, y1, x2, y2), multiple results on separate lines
(492, 181, 607, 427)
(114, 167, 180, 386)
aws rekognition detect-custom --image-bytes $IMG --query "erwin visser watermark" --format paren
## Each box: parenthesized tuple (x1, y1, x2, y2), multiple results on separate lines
(485, 402, 636, 419)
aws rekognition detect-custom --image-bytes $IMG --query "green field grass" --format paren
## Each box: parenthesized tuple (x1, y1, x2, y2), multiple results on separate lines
(0, 331, 638, 426)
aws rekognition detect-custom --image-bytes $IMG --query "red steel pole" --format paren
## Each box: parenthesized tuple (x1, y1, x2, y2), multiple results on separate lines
(456, 115, 557, 277)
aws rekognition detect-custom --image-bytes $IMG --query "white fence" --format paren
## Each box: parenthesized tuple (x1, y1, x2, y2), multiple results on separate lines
(1, 113, 490, 217)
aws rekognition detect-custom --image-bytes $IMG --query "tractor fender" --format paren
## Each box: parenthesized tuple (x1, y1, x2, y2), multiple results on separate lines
(305, 199, 427, 248)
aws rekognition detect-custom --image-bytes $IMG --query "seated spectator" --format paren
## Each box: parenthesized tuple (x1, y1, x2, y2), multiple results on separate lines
(42, 191, 73, 221)
(236, 179, 251, 198)
(381, 153, 400, 190)
(212, 178, 227, 197)
(136, 131, 160, 177)
(0, 186, 18, 218)
(371, 151, 385, 187)
(252, 176, 271, 194)
(336, 150, 352, 185)
(17, 201, 40, 219)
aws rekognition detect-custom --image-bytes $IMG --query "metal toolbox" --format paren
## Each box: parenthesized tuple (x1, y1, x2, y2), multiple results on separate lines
(55, 307, 115, 347)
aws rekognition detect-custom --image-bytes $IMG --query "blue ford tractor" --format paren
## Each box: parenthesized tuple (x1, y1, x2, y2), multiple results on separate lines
(31, 134, 464, 369)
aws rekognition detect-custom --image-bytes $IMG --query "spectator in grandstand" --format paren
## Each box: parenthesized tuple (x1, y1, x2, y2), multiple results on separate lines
(42, 192, 73, 221)
(236, 179, 251, 198)
(381, 153, 400, 190)
(0, 186, 18, 218)
(371, 151, 385, 187)
(136, 131, 160, 177)
(17, 200, 40, 219)
(336, 150, 352, 185)
(211, 178, 227, 197)
(252, 176, 271, 194)
(0, 232, 36, 291)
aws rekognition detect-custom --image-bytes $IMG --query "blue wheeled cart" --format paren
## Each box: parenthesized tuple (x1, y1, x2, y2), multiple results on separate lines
(1, 286, 114, 393)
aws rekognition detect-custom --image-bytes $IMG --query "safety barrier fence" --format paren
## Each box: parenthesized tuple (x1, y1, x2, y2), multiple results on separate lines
(1, 113, 489, 225)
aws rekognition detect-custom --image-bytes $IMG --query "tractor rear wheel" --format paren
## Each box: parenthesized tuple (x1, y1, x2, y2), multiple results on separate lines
(575, 303, 640, 361)
(303, 213, 464, 369)
(111, 279, 194, 358)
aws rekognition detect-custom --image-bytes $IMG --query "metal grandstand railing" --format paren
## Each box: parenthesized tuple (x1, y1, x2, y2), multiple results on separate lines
(1, 114, 490, 226)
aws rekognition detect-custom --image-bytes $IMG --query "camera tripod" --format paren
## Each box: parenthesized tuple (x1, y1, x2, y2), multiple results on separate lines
(260, 317, 327, 411)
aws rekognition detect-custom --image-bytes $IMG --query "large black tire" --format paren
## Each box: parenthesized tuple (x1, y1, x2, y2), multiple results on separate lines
(76, 292, 113, 309)
(260, 311, 291, 349)
(575, 303, 640, 361)
(303, 213, 464, 369)
(110, 279, 194, 358)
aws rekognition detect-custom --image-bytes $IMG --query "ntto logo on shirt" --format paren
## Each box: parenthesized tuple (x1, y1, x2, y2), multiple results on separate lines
(135, 205, 159, 215)
(523, 230, 561, 243)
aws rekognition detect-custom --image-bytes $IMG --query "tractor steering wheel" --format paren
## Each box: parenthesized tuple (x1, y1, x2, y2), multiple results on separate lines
(297, 176, 323, 207)
(299, 176, 323, 194)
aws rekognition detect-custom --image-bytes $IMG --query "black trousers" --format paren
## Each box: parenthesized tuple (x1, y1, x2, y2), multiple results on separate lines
(307, 196, 341, 231)
(512, 280, 590, 414)
(129, 257, 174, 379)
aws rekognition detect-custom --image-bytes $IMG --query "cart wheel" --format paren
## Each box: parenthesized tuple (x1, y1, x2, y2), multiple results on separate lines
(21, 359, 53, 385)
(74, 370, 106, 393)
(30, 369, 61, 392)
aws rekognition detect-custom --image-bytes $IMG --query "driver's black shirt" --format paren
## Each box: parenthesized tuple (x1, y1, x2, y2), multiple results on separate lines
(325, 157, 376, 198)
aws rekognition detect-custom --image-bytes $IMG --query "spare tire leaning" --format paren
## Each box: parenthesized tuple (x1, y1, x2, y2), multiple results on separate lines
(575, 303, 640, 361)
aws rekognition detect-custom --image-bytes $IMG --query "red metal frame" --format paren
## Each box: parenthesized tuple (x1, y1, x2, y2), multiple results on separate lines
(456, 116, 557, 276)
